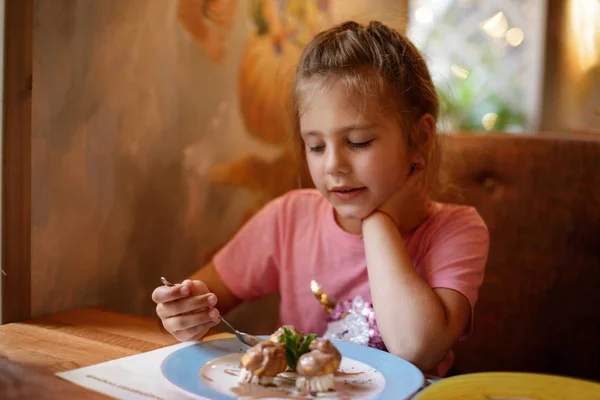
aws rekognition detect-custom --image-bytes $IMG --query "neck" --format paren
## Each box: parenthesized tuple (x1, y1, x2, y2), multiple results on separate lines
(334, 212, 363, 236)
(334, 196, 433, 236)
(398, 194, 433, 233)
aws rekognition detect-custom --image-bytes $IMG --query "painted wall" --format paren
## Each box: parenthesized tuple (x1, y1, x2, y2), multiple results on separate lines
(31, 0, 407, 320)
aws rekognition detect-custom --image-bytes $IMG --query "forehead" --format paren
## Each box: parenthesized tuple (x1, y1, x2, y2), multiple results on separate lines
(298, 76, 395, 130)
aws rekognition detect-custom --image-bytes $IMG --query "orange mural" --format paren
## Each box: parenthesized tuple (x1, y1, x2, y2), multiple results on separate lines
(239, 0, 330, 144)
(177, 0, 239, 62)
(208, 0, 330, 233)
(30, 0, 402, 322)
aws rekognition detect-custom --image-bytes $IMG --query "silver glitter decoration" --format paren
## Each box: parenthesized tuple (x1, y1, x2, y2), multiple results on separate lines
(323, 295, 370, 346)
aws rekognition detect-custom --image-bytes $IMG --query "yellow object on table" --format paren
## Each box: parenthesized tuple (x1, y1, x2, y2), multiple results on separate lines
(414, 372, 600, 400)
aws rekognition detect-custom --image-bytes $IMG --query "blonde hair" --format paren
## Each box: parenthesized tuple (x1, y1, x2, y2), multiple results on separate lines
(292, 20, 449, 197)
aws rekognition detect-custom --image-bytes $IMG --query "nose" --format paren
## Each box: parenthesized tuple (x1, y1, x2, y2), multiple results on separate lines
(325, 147, 350, 176)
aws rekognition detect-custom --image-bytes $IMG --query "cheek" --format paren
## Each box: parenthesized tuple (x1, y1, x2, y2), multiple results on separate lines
(359, 152, 409, 198)
(306, 155, 324, 184)
(360, 149, 408, 181)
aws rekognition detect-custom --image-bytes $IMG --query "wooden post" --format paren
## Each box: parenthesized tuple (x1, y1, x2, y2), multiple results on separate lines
(2, 0, 33, 323)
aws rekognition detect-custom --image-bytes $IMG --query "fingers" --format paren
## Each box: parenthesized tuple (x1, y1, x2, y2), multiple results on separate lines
(163, 308, 221, 334)
(152, 279, 209, 304)
(172, 321, 218, 342)
(152, 278, 220, 342)
(188, 279, 209, 296)
(152, 281, 190, 304)
(156, 293, 218, 319)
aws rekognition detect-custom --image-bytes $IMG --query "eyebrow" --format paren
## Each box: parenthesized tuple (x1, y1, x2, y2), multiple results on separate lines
(301, 123, 378, 137)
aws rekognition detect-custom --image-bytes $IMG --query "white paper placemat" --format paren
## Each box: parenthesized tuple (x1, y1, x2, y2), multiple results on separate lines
(56, 333, 234, 400)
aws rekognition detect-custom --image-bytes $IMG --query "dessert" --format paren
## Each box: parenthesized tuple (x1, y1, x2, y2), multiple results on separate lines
(238, 326, 341, 393)
(239, 341, 287, 385)
(295, 338, 342, 393)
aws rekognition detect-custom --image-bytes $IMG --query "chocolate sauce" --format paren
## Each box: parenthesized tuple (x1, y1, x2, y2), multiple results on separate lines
(224, 368, 240, 377)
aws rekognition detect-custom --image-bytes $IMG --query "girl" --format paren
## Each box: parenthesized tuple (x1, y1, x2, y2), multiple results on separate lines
(152, 20, 489, 377)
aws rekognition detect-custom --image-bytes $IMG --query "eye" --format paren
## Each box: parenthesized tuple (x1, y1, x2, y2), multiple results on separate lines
(308, 145, 325, 153)
(348, 139, 374, 149)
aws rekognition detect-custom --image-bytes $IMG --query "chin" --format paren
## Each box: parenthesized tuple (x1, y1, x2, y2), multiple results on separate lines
(332, 203, 374, 221)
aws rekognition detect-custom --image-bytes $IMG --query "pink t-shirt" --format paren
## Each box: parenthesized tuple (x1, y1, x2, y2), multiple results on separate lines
(213, 189, 489, 376)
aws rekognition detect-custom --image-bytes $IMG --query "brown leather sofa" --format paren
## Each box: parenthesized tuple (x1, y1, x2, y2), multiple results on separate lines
(223, 133, 600, 381)
(441, 133, 600, 381)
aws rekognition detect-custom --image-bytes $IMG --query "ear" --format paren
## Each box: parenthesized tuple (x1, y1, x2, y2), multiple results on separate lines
(409, 113, 436, 167)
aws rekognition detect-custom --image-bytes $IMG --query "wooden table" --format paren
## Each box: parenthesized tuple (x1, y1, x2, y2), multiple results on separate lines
(0, 307, 218, 399)
(0, 308, 443, 399)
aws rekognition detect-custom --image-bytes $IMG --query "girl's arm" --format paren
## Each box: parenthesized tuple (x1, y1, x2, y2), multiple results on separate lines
(362, 211, 471, 372)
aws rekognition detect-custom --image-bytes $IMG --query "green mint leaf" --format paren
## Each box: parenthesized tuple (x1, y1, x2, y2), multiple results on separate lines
(280, 327, 292, 343)
(285, 348, 297, 371)
(284, 335, 295, 355)
(291, 334, 301, 353)
(298, 334, 317, 355)
(279, 328, 317, 371)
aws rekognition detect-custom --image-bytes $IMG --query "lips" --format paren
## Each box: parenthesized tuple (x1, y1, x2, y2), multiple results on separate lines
(330, 186, 366, 200)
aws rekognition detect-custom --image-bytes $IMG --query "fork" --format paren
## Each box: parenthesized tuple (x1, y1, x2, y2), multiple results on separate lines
(160, 277, 261, 347)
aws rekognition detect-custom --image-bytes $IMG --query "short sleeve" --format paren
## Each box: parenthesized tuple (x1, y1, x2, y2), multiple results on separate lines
(212, 197, 284, 302)
(420, 207, 490, 338)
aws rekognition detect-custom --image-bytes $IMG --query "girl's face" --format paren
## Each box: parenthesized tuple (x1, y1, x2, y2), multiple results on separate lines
(299, 81, 413, 227)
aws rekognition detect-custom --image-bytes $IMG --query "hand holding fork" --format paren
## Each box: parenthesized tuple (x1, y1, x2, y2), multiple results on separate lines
(154, 277, 260, 347)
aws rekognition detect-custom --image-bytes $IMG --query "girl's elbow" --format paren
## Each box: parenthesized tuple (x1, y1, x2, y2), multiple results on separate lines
(387, 339, 445, 373)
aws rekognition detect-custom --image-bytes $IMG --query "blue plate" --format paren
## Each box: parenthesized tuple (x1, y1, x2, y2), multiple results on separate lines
(161, 336, 425, 399)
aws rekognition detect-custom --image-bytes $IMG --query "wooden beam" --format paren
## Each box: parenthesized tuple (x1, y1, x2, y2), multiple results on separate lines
(2, 0, 33, 323)
(539, 0, 567, 131)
